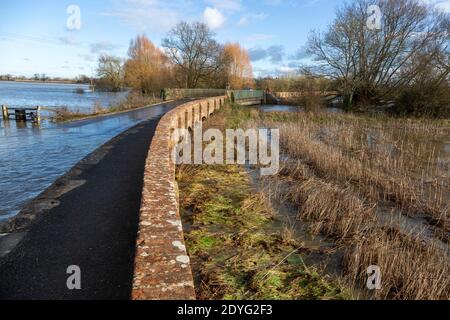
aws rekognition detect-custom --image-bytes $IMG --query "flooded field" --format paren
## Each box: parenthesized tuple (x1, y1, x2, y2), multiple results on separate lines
(0, 103, 174, 220)
(0, 81, 127, 113)
(215, 104, 450, 299)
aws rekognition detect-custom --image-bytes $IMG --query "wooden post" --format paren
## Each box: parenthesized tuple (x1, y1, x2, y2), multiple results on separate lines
(36, 106, 41, 122)
(2, 105, 8, 120)
(15, 109, 26, 121)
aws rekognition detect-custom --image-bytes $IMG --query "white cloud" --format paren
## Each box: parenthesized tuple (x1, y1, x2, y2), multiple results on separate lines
(78, 54, 96, 62)
(59, 36, 81, 46)
(205, 0, 243, 12)
(277, 66, 297, 74)
(421, 0, 450, 12)
(249, 45, 285, 63)
(90, 41, 121, 54)
(100, 0, 186, 33)
(203, 7, 226, 29)
(237, 13, 268, 26)
(434, 0, 450, 11)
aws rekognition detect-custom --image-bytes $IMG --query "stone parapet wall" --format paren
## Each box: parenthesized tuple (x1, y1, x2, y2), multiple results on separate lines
(132, 96, 226, 300)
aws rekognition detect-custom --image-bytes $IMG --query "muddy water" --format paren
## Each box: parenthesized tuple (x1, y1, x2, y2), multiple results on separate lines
(245, 164, 345, 278)
(260, 105, 344, 114)
(260, 105, 300, 113)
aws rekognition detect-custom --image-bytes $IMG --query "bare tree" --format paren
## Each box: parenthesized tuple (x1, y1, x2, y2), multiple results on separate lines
(307, 0, 449, 110)
(162, 22, 222, 88)
(97, 54, 124, 92)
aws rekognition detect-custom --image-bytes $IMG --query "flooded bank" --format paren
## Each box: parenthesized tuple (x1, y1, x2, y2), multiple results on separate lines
(260, 105, 301, 113)
(0, 102, 175, 220)
(246, 164, 346, 279)
(260, 104, 344, 114)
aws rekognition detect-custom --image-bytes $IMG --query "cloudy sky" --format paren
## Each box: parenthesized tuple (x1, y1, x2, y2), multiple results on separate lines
(0, 0, 449, 78)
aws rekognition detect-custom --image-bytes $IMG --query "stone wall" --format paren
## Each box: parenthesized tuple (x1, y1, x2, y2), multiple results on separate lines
(132, 96, 226, 300)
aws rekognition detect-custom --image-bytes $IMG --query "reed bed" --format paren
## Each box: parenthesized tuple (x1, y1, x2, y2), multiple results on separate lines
(345, 228, 448, 300)
(245, 109, 450, 300)
(260, 112, 450, 233)
(272, 160, 448, 299)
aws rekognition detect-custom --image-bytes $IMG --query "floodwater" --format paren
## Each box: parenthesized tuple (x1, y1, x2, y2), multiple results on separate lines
(258, 104, 449, 253)
(260, 105, 300, 113)
(0, 103, 175, 221)
(0, 81, 127, 112)
(260, 104, 343, 114)
(262, 104, 450, 170)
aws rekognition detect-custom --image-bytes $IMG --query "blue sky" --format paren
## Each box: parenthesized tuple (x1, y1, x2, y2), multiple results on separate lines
(0, 0, 449, 78)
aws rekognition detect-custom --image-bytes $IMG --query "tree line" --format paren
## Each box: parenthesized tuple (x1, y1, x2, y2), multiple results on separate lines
(97, 21, 253, 95)
(257, 0, 449, 117)
(97, 0, 448, 117)
(307, 0, 449, 116)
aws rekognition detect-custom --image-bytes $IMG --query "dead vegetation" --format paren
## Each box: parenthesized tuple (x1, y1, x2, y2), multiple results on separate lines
(263, 112, 450, 234)
(176, 103, 449, 300)
(274, 159, 449, 299)
(254, 110, 450, 300)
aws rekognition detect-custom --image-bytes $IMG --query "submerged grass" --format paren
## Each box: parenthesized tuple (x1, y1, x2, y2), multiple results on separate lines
(52, 92, 162, 122)
(177, 164, 351, 300)
(214, 104, 449, 300)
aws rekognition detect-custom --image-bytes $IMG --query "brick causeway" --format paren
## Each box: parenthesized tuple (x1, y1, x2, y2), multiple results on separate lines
(132, 96, 226, 300)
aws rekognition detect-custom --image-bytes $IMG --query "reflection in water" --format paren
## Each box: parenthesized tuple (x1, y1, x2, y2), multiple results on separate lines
(260, 105, 301, 113)
(260, 105, 344, 114)
(0, 103, 173, 220)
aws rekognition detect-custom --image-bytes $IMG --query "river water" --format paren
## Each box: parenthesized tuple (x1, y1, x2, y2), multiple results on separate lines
(0, 81, 127, 112)
(0, 81, 174, 221)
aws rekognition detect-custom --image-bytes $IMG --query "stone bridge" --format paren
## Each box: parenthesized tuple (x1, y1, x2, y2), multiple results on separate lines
(132, 96, 226, 300)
